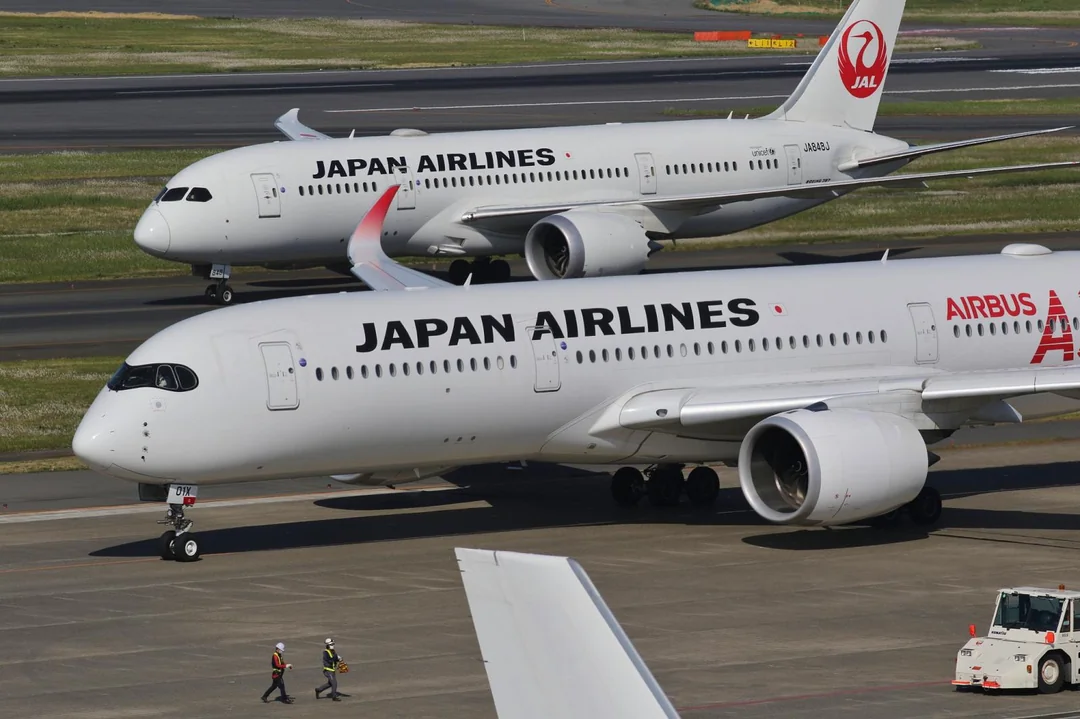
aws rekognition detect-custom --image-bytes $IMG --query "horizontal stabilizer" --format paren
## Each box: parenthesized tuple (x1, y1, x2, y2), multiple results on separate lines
(461, 161, 1080, 225)
(347, 186, 452, 291)
(456, 548, 679, 719)
(838, 126, 1075, 172)
(274, 108, 331, 141)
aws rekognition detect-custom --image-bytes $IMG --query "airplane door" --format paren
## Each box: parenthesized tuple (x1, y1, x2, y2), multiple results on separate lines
(251, 173, 281, 218)
(260, 342, 299, 410)
(392, 168, 416, 209)
(529, 329, 561, 392)
(784, 145, 803, 185)
(634, 152, 657, 195)
(907, 303, 938, 364)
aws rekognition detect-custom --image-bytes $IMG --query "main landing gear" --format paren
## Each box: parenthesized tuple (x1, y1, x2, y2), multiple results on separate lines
(610, 464, 721, 509)
(867, 486, 942, 529)
(157, 485, 202, 562)
(448, 257, 512, 285)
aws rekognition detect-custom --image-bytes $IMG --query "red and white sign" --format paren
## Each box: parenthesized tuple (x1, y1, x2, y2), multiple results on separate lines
(838, 20, 888, 99)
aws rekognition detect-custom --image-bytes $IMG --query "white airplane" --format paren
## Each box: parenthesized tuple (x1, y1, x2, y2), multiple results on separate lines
(132, 0, 1078, 305)
(75, 184, 1080, 561)
(455, 547, 678, 718)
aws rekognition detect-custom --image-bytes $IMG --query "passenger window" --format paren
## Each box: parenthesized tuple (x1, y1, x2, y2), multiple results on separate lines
(510, 355, 518, 369)
(155, 365, 179, 390)
(316, 368, 324, 381)
(160, 187, 189, 202)
(331, 367, 339, 380)
(185, 187, 213, 202)
(346, 366, 354, 379)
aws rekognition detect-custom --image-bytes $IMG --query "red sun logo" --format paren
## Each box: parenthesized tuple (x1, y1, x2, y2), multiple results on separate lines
(838, 20, 888, 99)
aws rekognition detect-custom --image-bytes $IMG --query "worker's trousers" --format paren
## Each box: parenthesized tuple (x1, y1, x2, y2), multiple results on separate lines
(317, 670, 338, 697)
(262, 675, 287, 701)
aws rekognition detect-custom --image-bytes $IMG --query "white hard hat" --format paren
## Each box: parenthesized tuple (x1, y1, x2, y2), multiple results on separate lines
(325, 637, 334, 645)
(276, 642, 285, 651)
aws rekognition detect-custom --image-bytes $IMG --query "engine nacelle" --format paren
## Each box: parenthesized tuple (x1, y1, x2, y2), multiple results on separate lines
(524, 210, 660, 280)
(738, 408, 928, 526)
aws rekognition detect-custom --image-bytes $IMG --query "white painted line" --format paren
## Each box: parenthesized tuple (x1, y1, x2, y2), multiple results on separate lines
(991, 67, 1080, 76)
(0, 485, 458, 524)
(117, 83, 394, 96)
(326, 83, 1080, 114)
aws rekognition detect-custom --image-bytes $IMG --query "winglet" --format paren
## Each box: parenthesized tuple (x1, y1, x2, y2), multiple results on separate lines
(455, 547, 679, 719)
(347, 186, 453, 292)
(274, 108, 331, 141)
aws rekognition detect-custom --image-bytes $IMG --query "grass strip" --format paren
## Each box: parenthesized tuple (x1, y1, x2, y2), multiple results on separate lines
(695, 0, 1080, 27)
(0, 357, 120, 455)
(664, 97, 1080, 119)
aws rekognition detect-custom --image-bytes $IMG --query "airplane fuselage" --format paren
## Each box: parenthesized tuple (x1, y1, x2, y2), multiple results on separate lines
(75, 245, 1080, 487)
(141, 119, 908, 267)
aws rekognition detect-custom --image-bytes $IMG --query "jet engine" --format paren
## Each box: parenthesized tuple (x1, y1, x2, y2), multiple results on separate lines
(738, 408, 928, 526)
(524, 210, 661, 280)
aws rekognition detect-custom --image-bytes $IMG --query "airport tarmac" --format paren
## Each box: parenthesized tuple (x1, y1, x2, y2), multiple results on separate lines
(4, 51, 1080, 148)
(5, 441, 1080, 717)
(4, 231, 1080, 361)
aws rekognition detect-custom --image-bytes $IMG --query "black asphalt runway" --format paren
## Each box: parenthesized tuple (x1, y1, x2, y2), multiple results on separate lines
(4, 231, 1080, 361)
(3, 51, 1080, 148)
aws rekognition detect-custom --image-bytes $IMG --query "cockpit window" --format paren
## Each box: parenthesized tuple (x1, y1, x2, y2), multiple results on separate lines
(186, 187, 213, 202)
(108, 362, 199, 393)
(160, 187, 189, 202)
(153, 186, 168, 202)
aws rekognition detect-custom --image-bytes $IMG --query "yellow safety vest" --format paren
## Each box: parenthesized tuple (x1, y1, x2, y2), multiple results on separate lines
(325, 648, 338, 671)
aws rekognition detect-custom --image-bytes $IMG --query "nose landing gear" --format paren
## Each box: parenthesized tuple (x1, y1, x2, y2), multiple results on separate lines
(156, 485, 202, 562)
(194, 263, 235, 306)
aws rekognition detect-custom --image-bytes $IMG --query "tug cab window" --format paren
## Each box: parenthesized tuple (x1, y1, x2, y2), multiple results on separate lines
(185, 187, 213, 202)
(159, 187, 189, 202)
(108, 362, 199, 392)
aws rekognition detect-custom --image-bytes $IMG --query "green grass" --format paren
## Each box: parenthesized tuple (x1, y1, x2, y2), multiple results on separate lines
(0, 15, 822, 78)
(1, 134, 1078, 284)
(696, 0, 1080, 25)
(664, 97, 1080, 119)
(0, 357, 120, 455)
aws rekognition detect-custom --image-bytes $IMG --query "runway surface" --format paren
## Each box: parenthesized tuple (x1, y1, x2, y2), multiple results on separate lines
(4, 49, 1080, 148)
(6, 440, 1080, 717)
(5, 231, 1080, 361)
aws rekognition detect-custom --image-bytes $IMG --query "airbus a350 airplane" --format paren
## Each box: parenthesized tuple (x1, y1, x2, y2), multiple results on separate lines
(133, 0, 1078, 304)
(75, 185, 1080, 561)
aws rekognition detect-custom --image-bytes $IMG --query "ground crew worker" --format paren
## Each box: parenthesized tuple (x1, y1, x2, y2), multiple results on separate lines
(261, 642, 294, 704)
(315, 637, 344, 701)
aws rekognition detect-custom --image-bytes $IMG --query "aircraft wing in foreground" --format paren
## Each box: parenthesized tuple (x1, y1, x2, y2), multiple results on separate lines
(456, 547, 679, 719)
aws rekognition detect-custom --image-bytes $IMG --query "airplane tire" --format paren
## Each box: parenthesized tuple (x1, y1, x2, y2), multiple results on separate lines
(159, 530, 177, 560)
(489, 259, 511, 283)
(611, 467, 645, 507)
(217, 285, 235, 306)
(448, 259, 470, 285)
(646, 468, 683, 507)
(907, 486, 942, 526)
(685, 466, 720, 507)
(174, 534, 201, 562)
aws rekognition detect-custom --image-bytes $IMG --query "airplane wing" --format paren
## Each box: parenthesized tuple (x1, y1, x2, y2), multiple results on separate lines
(455, 548, 679, 719)
(837, 127, 1074, 172)
(594, 366, 1080, 436)
(461, 160, 1080, 224)
(274, 108, 331, 141)
(347, 185, 453, 291)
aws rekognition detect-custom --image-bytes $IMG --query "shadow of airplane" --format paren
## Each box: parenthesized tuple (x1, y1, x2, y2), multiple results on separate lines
(90, 458, 1080, 560)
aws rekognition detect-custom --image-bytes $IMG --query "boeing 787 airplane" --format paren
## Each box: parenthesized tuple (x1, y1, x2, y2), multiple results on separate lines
(133, 0, 1078, 304)
(75, 185, 1080, 561)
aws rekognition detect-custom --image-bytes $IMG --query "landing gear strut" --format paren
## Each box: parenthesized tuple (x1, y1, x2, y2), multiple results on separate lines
(205, 281, 234, 306)
(157, 492, 201, 562)
(195, 263, 234, 306)
(447, 258, 512, 285)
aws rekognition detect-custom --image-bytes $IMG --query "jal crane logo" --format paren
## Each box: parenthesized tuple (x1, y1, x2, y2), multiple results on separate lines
(838, 19, 888, 99)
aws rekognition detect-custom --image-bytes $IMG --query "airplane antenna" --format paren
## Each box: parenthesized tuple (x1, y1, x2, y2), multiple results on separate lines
(744, 114, 750, 120)
(464, 273, 473, 287)
(349, 129, 355, 139)
(881, 249, 890, 264)
(727, 111, 733, 120)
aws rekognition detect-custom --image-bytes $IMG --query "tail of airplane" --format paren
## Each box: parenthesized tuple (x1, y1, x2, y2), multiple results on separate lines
(766, 0, 906, 131)
(455, 547, 679, 719)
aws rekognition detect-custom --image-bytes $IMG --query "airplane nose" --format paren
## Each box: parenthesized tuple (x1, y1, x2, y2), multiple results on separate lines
(134, 208, 171, 256)
(72, 410, 115, 473)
